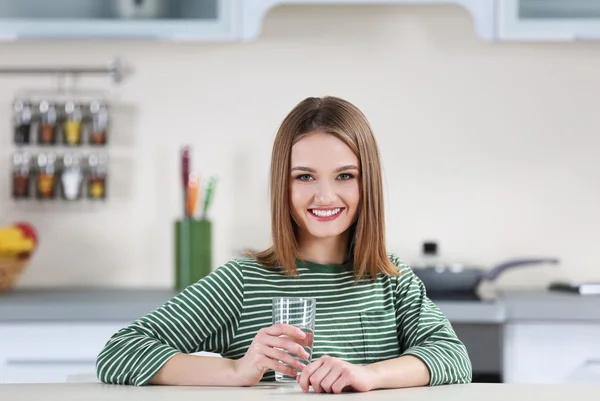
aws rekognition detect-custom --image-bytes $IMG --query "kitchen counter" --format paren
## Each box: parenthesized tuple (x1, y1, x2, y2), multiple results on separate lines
(498, 290, 600, 322)
(1, 382, 600, 401)
(0, 288, 598, 324)
(0, 288, 175, 323)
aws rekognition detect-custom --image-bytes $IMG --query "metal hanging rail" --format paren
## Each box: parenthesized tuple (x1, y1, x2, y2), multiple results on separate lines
(0, 57, 128, 84)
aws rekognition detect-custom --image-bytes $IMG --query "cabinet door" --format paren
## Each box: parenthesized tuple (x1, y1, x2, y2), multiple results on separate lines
(0, 322, 125, 384)
(0, 322, 223, 384)
(0, 0, 240, 41)
(240, 0, 496, 41)
(498, 0, 600, 41)
(503, 322, 600, 384)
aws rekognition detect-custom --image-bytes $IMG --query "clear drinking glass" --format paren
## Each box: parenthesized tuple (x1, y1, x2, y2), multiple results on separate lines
(272, 297, 316, 382)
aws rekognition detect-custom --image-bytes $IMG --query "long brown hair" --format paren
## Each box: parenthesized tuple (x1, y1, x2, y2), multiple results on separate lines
(246, 96, 398, 280)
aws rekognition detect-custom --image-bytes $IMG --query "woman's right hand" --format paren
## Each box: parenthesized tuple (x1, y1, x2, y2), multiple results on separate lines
(232, 323, 311, 386)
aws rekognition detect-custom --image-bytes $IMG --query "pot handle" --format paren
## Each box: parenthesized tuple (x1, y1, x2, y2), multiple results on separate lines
(482, 258, 560, 281)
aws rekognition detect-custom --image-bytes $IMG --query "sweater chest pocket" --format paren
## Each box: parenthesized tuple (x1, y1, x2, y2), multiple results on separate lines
(359, 308, 401, 364)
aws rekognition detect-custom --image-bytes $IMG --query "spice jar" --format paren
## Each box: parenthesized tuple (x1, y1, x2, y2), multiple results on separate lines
(60, 153, 84, 201)
(87, 153, 108, 200)
(35, 153, 57, 199)
(63, 101, 83, 146)
(38, 100, 58, 145)
(11, 152, 31, 199)
(13, 99, 33, 145)
(89, 100, 109, 145)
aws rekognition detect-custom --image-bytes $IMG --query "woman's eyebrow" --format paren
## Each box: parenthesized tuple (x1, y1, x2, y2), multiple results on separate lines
(334, 165, 359, 173)
(291, 166, 316, 173)
(290, 165, 359, 173)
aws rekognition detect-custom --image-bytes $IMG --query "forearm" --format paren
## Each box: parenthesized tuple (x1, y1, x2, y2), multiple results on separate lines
(150, 354, 240, 386)
(366, 355, 430, 390)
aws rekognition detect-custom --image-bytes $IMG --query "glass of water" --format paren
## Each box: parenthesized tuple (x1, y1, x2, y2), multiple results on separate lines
(272, 297, 316, 382)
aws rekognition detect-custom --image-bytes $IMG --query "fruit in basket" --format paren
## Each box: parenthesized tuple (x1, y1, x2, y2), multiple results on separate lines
(0, 222, 38, 260)
(14, 222, 38, 245)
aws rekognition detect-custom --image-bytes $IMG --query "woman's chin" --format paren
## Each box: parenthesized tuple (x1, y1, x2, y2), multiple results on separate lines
(305, 226, 349, 240)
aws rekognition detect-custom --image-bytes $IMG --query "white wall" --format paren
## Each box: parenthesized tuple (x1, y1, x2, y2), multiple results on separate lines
(1, 4, 599, 289)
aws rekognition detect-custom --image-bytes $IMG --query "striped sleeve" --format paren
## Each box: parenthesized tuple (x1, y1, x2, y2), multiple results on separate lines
(389, 254, 473, 386)
(95, 260, 245, 386)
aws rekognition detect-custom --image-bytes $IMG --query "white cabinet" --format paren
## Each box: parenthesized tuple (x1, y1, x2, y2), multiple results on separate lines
(240, 0, 496, 41)
(498, 0, 600, 41)
(503, 322, 600, 384)
(249, 0, 600, 42)
(0, 0, 240, 41)
(0, 323, 125, 384)
(0, 322, 222, 384)
(0, 0, 497, 42)
(2, 0, 599, 42)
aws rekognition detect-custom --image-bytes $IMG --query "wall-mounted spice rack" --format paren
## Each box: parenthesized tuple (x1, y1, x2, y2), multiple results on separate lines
(12, 151, 107, 201)
(2, 58, 129, 203)
(14, 98, 109, 147)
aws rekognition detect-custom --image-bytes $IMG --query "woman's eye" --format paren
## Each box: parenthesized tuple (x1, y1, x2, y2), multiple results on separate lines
(338, 173, 354, 181)
(297, 174, 314, 181)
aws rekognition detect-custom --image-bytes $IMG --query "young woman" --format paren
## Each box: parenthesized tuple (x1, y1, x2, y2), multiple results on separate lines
(95, 96, 472, 393)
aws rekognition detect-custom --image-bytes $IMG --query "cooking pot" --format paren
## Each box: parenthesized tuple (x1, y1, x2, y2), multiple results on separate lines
(413, 257, 560, 296)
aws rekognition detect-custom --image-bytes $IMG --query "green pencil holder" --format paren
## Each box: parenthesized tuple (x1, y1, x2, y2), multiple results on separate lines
(174, 219, 212, 291)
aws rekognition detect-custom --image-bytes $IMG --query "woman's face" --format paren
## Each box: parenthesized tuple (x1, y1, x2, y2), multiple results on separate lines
(289, 131, 360, 243)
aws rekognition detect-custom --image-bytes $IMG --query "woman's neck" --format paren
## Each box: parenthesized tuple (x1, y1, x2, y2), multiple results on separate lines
(297, 230, 350, 265)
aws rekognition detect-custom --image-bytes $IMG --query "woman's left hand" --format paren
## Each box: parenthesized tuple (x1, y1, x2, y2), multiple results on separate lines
(297, 356, 376, 394)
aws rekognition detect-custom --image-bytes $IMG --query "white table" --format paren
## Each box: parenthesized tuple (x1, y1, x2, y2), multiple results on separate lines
(1, 382, 599, 401)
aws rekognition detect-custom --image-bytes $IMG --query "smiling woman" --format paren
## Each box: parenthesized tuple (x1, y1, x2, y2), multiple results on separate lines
(252, 97, 399, 281)
(95, 96, 472, 394)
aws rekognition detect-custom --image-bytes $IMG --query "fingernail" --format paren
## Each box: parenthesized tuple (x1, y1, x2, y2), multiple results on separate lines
(299, 331, 306, 338)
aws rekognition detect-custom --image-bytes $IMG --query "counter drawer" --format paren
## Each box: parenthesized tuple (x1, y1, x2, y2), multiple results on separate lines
(503, 322, 600, 384)
(0, 322, 221, 383)
(0, 322, 126, 383)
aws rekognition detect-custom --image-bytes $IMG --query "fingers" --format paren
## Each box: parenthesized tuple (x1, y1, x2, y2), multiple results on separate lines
(251, 325, 311, 380)
(331, 374, 351, 394)
(259, 324, 311, 353)
(262, 345, 306, 372)
(320, 366, 343, 393)
(309, 362, 333, 393)
(298, 357, 355, 394)
(263, 324, 307, 341)
(301, 331, 315, 348)
(260, 356, 299, 378)
(298, 358, 323, 393)
(262, 336, 309, 360)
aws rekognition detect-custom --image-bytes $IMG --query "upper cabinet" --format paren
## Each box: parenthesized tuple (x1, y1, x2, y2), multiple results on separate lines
(0, 0, 597, 42)
(0, 0, 240, 41)
(238, 0, 497, 41)
(497, 0, 600, 41)
(0, 0, 499, 42)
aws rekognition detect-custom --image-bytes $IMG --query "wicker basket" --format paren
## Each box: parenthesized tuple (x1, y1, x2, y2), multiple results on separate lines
(0, 258, 29, 292)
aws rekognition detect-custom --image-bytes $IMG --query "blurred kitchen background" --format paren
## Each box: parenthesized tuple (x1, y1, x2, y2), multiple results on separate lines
(0, 0, 599, 387)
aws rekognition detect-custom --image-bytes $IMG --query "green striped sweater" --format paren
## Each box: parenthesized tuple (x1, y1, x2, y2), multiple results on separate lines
(95, 254, 472, 386)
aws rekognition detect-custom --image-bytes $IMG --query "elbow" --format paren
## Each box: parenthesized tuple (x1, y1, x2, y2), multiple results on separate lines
(95, 341, 126, 385)
(446, 343, 473, 385)
(407, 341, 473, 386)
(95, 349, 112, 384)
(455, 354, 473, 384)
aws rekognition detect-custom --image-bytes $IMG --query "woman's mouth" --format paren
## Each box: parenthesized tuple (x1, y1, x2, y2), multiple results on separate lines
(308, 207, 344, 222)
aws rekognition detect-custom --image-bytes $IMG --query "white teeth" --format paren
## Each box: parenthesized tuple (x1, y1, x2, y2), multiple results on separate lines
(311, 208, 341, 217)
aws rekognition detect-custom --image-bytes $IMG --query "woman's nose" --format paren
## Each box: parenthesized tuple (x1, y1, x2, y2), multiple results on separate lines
(315, 180, 337, 204)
